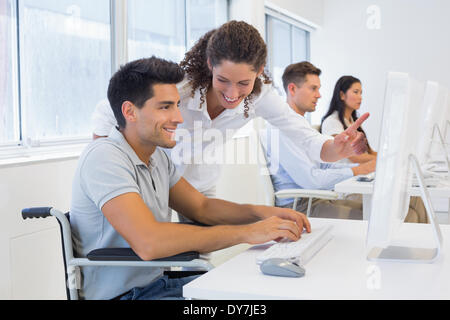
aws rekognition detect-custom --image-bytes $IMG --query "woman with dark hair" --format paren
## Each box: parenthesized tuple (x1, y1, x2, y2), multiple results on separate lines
(320, 76, 377, 164)
(320, 76, 427, 223)
(93, 21, 369, 197)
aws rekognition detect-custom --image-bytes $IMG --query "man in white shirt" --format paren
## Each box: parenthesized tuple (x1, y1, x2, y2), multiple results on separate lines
(264, 62, 376, 219)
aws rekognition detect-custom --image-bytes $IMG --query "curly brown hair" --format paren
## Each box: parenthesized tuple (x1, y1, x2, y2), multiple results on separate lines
(180, 20, 272, 118)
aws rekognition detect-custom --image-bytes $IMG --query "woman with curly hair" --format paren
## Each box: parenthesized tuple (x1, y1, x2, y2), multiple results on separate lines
(92, 20, 369, 198)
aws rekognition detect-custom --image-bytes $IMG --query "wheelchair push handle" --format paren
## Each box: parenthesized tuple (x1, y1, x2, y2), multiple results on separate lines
(22, 207, 53, 220)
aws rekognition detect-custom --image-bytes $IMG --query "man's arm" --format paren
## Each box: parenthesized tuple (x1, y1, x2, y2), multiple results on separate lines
(266, 128, 353, 190)
(169, 177, 311, 229)
(101, 182, 310, 261)
(350, 158, 377, 176)
(347, 152, 377, 164)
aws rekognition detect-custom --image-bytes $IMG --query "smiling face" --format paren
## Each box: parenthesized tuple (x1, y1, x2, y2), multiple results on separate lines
(340, 81, 362, 111)
(208, 60, 262, 110)
(128, 83, 183, 149)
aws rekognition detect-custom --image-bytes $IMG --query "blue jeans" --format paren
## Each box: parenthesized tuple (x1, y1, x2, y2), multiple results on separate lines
(119, 275, 199, 300)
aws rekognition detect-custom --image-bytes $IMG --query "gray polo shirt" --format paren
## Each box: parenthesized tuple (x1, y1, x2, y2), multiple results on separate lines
(70, 127, 181, 300)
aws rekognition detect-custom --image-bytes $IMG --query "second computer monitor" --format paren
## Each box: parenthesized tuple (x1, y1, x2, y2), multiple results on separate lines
(416, 81, 449, 165)
(366, 72, 424, 249)
(442, 93, 450, 145)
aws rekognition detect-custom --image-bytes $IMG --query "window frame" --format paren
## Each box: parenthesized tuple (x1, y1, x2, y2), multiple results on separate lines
(1, 0, 114, 156)
(265, 5, 315, 123)
(0, 0, 21, 149)
(0, 0, 228, 162)
(265, 7, 313, 80)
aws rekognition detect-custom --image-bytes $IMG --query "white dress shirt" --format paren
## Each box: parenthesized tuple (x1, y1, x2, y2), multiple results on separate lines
(91, 78, 332, 193)
(263, 120, 357, 207)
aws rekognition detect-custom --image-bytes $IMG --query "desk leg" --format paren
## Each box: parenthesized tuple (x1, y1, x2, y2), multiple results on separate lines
(362, 194, 372, 221)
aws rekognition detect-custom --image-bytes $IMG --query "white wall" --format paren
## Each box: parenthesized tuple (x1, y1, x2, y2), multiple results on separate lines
(311, 0, 450, 150)
(229, 0, 266, 33)
(0, 158, 78, 299)
(266, 0, 324, 26)
(229, 0, 324, 33)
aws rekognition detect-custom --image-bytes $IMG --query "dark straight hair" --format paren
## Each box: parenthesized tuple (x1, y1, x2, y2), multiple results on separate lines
(320, 75, 361, 132)
(320, 75, 373, 151)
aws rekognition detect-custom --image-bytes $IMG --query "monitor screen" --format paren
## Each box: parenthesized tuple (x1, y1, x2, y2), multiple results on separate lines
(442, 93, 450, 146)
(366, 72, 424, 249)
(417, 81, 449, 165)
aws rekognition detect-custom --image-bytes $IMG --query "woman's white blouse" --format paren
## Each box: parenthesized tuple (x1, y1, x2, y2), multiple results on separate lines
(91, 78, 332, 193)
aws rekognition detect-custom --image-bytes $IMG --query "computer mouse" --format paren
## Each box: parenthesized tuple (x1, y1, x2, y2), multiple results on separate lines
(260, 258, 305, 278)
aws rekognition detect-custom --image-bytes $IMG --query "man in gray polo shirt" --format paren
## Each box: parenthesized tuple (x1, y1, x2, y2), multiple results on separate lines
(70, 57, 310, 300)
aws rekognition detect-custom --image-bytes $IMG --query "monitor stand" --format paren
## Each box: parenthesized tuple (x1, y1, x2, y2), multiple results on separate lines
(426, 124, 450, 172)
(367, 154, 444, 263)
(445, 120, 450, 142)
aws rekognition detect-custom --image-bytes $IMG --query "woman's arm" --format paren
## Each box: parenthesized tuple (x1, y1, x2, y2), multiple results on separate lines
(319, 113, 371, 162)
(348, 152, 376, 163)
(256, 87, 368, 163)
(328, 133, 377, 163)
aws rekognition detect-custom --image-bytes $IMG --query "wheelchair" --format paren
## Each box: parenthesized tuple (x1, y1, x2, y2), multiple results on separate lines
(21, 207, 214, 300)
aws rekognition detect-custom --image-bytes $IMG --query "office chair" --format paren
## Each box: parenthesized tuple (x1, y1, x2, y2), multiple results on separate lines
(21, 207, 214, 300)
(256, 132, 339, 217)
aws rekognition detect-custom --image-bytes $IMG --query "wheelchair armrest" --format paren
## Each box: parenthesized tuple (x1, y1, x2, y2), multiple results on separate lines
(21, 207, 53, 219)
(87, 248, 200, 262)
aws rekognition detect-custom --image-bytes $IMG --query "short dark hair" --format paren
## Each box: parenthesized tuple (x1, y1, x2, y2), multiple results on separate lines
(281, 61, 321, 94)
(107, 56, 185, 129)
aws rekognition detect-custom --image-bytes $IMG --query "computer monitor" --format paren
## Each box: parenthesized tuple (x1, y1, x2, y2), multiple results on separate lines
(366, 72, 443, 263)
(416, 82, 448, 165)
(442, 95, 450, 148)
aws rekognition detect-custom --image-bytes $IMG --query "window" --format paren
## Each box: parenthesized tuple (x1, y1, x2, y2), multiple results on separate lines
(128, 0, 186, 63)
(128, 0, 228, 63)
(0, 0, 18, 146)
(18, 0, 111, 144)
(0, 0, 228, 157)
(187, 0, 228, 49)
(265, 12, 310, 98)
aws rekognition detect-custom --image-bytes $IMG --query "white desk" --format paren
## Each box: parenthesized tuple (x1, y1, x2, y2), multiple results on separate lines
(183, 218, 450, 300)
(334, 176, 450, 221)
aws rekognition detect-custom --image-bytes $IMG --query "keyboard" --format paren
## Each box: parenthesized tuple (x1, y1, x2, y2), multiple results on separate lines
(423, 161, 449, 173)
(411, 177, 440, 188)
(356, 172, 375, 182)
(256, 224, 333, 266)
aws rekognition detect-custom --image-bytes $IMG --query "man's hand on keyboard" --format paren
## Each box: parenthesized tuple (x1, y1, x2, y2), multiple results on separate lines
(243, 216, 305, 245)
(254, 206, 311, 234)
